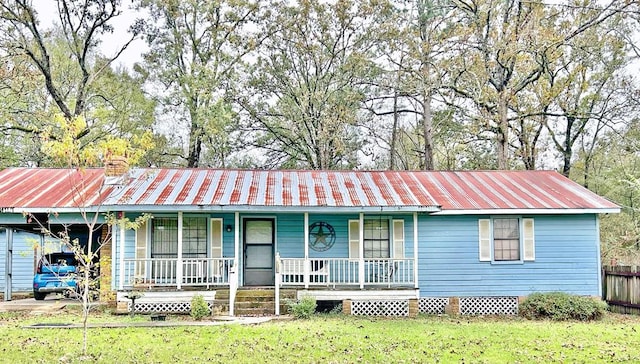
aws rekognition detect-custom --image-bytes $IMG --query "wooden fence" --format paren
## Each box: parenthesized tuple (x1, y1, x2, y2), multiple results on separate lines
(602, 265, 640, 315)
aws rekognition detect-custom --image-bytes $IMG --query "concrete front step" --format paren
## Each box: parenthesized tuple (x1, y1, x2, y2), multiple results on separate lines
(232, 288, 295, 316)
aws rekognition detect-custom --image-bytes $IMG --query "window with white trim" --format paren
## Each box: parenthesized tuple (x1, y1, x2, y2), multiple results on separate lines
(349, 219, 405, 259)
(364, 219, 390, 258)
(478, 217, 535, 263)
(150, 216, 207, 258)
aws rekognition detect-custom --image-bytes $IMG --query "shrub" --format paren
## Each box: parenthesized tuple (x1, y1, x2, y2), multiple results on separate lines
(287, 295, 317, 319)
(519, 292, 607, 321)
(190, 294, 210, 321)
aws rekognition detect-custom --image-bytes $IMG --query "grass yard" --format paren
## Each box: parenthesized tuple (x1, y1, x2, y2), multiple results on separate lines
(0, 308, 639, 363)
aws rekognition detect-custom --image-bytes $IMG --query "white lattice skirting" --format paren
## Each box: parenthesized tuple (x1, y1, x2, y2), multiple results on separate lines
(459, 297, 518, 315)
(129, 301, 214, 314)
(351, 300, 409, 316)
(419, 297, 449, 314)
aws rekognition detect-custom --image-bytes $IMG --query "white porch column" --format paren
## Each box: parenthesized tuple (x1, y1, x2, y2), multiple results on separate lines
(304, 212, 309, 289)
(177, 212, 183, 290)
(118, 214, 125, 290)
(229, 211, 240, 317)
(413, 212, 419, 289)
(359, 212, 364, 289)
(275, 252, 281, 316)
(234, 212, 240, 283)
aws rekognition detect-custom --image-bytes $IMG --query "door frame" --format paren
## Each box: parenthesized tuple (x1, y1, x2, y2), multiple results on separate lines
(241, 217, 276, 286)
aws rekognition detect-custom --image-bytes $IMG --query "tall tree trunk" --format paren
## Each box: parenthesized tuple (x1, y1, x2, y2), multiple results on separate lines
(390, 90, 399, 170)
(422, 88, 434, 170)
(561, 116, 575, 177)
(496, 93, 509, 169)
(187, 123, 203, 168)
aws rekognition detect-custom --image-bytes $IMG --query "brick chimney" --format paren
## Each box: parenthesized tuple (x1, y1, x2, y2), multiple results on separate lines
(105, 156, 129, 177)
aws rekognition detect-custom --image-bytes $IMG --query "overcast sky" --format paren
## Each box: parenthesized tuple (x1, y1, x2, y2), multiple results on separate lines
(34, 1, 147, 69)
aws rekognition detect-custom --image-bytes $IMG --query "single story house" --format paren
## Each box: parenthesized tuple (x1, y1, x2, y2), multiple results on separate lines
(0, 165, 619, 315)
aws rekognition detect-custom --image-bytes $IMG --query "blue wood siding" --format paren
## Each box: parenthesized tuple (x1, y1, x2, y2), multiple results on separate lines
(217, 213, 236, 257)
(112, 212, 416, 261)
(272, 213, 414, 259)
(112, 226, 136, 289)
(274, 213, 304, 258)
(0, 230, 37, 293)
(418, 214, 601, 297)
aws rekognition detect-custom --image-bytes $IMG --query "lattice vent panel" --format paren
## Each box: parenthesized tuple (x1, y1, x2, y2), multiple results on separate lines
(128, 302, 214, 314)
(459, 297, 518, 315)
(351, 300, 408, 316)
(419, 297, 449, 314)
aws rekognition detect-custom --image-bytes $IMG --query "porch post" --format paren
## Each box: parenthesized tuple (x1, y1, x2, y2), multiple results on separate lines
(359, 212, 364, 289)
(413, 212, 419, 289)
(275, 252, 280, 316)
(177, 211, 183, 290)
(304, 212, 309, 289)
(229, 211, 240, 316)
(4, 227, 12, 301)
(118, 214, 125, 290)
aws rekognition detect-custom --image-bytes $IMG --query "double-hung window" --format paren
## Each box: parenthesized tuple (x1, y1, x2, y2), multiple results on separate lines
(363, 219, 390, 258)
(150, 216, 208, 259)
(493, 218, 520, 261)
(479, 217, 535, 263)
(349, 218, 405, 259)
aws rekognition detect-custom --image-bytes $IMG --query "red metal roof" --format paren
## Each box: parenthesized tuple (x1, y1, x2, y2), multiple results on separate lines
(0, 168, 619, 213)
(0, 168, 110, 210)
(104, 169, 440, 211)
(417, 170, 619, 213)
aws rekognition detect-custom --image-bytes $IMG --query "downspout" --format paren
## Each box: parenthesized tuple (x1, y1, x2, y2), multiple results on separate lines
(413, 213, 419, 292)
(177, 212, 183, 290)
(359, 212, 364, 289)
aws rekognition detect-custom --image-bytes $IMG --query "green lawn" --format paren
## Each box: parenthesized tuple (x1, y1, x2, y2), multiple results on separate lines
(1, 309, 639, 363)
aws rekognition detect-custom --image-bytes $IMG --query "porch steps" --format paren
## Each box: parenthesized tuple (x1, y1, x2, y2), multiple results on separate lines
(212, 289, 230, 315)
(233, 288, 296, 316)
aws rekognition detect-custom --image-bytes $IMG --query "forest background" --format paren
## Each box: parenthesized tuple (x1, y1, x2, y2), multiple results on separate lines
(1, 0, 639, 263)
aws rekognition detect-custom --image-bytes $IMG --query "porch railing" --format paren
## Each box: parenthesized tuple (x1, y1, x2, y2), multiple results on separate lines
(122, 257, 234, 288)
(279, 258, 415, 288)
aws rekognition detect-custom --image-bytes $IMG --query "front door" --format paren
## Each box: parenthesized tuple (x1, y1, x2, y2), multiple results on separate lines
(243, 219, 275, 286)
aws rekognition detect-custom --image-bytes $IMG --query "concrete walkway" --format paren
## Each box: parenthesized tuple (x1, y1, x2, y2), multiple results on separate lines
(25, 316, 275, 328)
(0, 296, 73, 313)
(1, 297, 282, 328)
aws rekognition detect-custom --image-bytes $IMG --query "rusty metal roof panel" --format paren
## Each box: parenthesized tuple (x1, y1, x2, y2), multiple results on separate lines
(103, 169, 441, 210)
(101, 169, 618, 213)
(0, 168, 618, 213)
(425, 170, 619, 213)
(0, 168, 110, 210)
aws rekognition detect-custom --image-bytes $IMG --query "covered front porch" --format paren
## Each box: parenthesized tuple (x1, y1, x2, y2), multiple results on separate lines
(113, 211, 422, 315)
(116, 211, 420, 290)
(120, 256, 416, 290)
